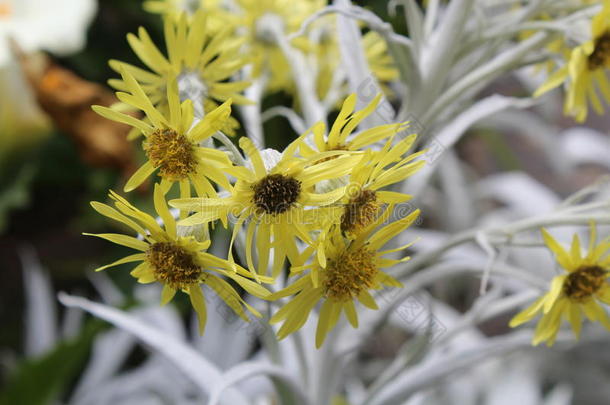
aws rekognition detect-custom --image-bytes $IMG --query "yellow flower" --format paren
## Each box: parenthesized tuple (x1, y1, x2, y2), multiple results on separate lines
(535, 1, 610, 122)
(270, 206, 420, 348)
(510, 224, 610, 346)
(235, 0, 325, 93)
(170, 136, 361, 278)
(110, 9, 250, 136)
(85, 185, 270, 334)
(285, 93, 408, 157)
(336, 134, 425, 239)
(93, 69, 233, 198)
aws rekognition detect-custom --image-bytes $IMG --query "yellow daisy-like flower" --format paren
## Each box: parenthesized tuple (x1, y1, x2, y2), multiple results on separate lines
(270, 206, 420, 348)
(85, 185, 271, 334)
(510, 224, 610, 346)
(337, 134, 425, 239)
(170, 136, 361, 278)
(535, 1, 610, 122)
(93, 69, 233, 198)
(235, 0, 325, 93)
(110, 9, 250, 136)
(285, 93, 407, 158)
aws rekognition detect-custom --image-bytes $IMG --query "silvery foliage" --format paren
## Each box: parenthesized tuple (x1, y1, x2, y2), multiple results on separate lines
(14, 0, 609, 404)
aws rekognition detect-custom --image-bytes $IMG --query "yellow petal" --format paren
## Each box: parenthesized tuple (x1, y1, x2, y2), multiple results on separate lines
(376, 191, 412, 204)
(90, 201, 148, 237)
(328, 94, 356, 145)
(358, 290, 379, 310)
(223, 270, 271, 298)
(368, 209, 421, 251)
(189, 284, 208, 335)
(94, 253, 145, 272)
(84, 233, 149, 251)
(509, 296, 545, 327)
(343, 300, 359, 328)
(268, 275, 312, 300)
(239, 137, 266, 178)
(154, 184, 176, 238)
(570, 233, 582, 264)
(276, 289, 322, 340)
(316, 299, 335, 348)
(92, 105, 152, 134)
(533, 65, 568, 97)
(207, 275, 260, 320)
(302, 188, 346, 206)
(124, 161, 156, 192)
(543, 275, 567, 313)
(541, 228, 573, 271)
(567, 302, 582, 339)
(160, 284, 177, 306)
(532, 299, 565, 346)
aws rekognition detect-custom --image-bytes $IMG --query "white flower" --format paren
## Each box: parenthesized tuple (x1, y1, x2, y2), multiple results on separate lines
(0, 0, 98, 66)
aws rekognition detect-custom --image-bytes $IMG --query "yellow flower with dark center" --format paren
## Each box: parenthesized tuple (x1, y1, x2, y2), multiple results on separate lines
(510, 224, 610, 346)
(338, 135, 425, 238)
(170, 136, 362, 278)
(341, 189, 379, 235)
(534, 1, 610, 122)
(109, 9, 250, 137)
(85, 185, 271, 334)
(270, 206, 420, 347)
(93, 69, 233, 198)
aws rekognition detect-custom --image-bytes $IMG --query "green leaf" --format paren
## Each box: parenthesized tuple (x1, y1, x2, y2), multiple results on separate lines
(0, 321, 102, 405)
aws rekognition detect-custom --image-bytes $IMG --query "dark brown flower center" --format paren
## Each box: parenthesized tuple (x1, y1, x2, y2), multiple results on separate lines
(252, 174, 301, 215)
(147, 242, 201, 290)
(144, 128, 197, 181)
(563, 265, 607, 300)
(588, 32, 610, 71)
(341, 189, 379, 235)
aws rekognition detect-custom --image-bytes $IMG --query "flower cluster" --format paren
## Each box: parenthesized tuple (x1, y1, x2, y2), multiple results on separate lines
(87, 3, 423, 342)
(86, 0, 610, 349)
